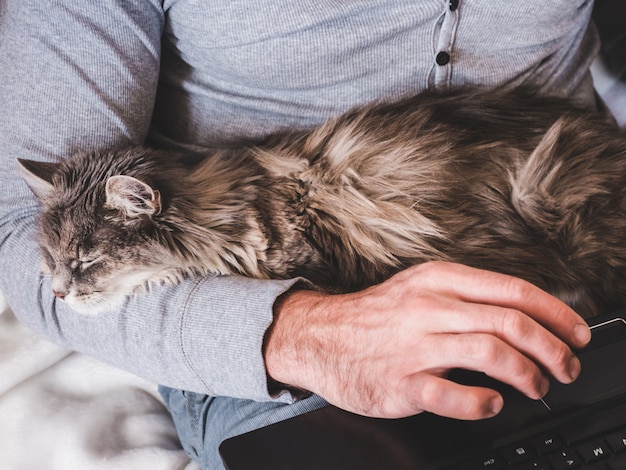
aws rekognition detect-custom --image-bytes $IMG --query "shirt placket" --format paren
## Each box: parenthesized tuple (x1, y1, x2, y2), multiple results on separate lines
(432, 0, 460, 89)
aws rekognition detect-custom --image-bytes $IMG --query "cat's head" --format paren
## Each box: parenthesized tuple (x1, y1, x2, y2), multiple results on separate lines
(17, 156, 173, 314)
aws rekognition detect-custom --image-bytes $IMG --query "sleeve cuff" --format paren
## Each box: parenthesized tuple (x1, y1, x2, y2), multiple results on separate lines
(178, 274, 306, 403)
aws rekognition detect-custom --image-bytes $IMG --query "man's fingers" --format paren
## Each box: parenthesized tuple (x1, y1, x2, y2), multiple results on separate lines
(404, 296, 580, 385)
(405, 373, 504, 420)
(404, 261, 591, 349)
(391, 262, 587, 385)
(418, 333, 550, 399)
(493, 307, 582, 384)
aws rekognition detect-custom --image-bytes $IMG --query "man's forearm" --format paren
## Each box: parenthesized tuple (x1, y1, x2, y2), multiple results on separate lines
(0, 0, 299, 403)
(0, 198, 302, 401)
(264, 263, 590, 420)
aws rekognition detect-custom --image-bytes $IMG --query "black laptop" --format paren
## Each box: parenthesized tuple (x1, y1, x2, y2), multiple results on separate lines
(220, 311, 626, 469)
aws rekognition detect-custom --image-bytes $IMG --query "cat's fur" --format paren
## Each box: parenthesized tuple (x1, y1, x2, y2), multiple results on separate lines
(18, 89, 626, 318)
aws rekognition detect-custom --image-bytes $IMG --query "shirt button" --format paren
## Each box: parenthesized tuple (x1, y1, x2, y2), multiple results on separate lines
(436, 51, 451, 66)
(449, 0, 459, 11)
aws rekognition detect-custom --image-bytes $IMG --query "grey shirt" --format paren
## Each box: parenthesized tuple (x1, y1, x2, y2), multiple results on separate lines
(0, 0, 600, 403)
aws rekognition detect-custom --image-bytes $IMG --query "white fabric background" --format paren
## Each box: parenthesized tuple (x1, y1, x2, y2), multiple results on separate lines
(0, 292, 200, 470)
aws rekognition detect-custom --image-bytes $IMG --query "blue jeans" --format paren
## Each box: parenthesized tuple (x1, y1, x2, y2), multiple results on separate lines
(159, 387, 328, 469)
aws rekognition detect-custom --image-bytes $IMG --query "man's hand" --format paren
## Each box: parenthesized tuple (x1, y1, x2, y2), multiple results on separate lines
(264, 261, 591, 420)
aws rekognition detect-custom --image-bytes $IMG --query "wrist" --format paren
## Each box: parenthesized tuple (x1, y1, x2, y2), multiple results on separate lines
(263, 289, 329, 394)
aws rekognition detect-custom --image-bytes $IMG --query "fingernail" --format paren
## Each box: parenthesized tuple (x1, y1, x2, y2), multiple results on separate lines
(569, 356, 582, 381)
(489, 396, 503, 417)
(574, 323, 591, 346)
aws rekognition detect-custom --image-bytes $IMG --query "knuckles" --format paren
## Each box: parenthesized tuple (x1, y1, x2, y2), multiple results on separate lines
(459, 333, 502, 365)
(498, 307, 532, 342)
(499, 275, 531, 304)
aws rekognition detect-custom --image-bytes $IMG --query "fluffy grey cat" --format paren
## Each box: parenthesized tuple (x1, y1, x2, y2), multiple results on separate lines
(18, 89, 626, 318)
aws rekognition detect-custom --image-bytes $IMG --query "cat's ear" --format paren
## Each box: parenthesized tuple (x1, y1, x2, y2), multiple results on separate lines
(105, 175, 162, 218)
(16, 158, 59, 201)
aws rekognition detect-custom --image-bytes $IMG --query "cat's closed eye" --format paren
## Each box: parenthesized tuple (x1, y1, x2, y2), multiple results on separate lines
(71, 255, 102, 272)
(79, 258, 101, 270)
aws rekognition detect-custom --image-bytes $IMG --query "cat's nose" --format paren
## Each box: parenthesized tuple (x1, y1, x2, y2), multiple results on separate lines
(53, 290, 66, 300)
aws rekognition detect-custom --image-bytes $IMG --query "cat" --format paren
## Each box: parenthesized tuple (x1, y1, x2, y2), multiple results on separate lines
(17, 89, 626, 318)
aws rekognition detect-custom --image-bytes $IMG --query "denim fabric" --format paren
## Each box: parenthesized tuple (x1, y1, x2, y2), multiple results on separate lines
(159, 386, 328, 469)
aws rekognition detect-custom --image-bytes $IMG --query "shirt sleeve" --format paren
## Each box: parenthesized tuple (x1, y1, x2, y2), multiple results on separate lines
(0, 0, 296, 403)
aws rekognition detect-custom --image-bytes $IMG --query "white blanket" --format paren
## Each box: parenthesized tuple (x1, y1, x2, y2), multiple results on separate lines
(0, 293, 200, 470)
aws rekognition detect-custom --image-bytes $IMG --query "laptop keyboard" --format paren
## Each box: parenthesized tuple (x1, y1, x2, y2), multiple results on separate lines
(458, 401, 626, 469)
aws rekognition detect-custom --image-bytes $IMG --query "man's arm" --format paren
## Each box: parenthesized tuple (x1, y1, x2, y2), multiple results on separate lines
(0, 0, 299, 402)
(266, 262, 591, 420)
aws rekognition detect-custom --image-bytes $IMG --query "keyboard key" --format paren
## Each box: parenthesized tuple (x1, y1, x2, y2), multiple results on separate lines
(607, 451, 626, 469)
(532, 433, 563, 455)
(548, 449, 582, 469)
(577, 440, 610, 463)
(463, 453, 507, 469)
(501, 443, 536, 464)
(510, 458, 551, 469)
(585, 464, 608, 470)
(606, 428, 626, 453)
